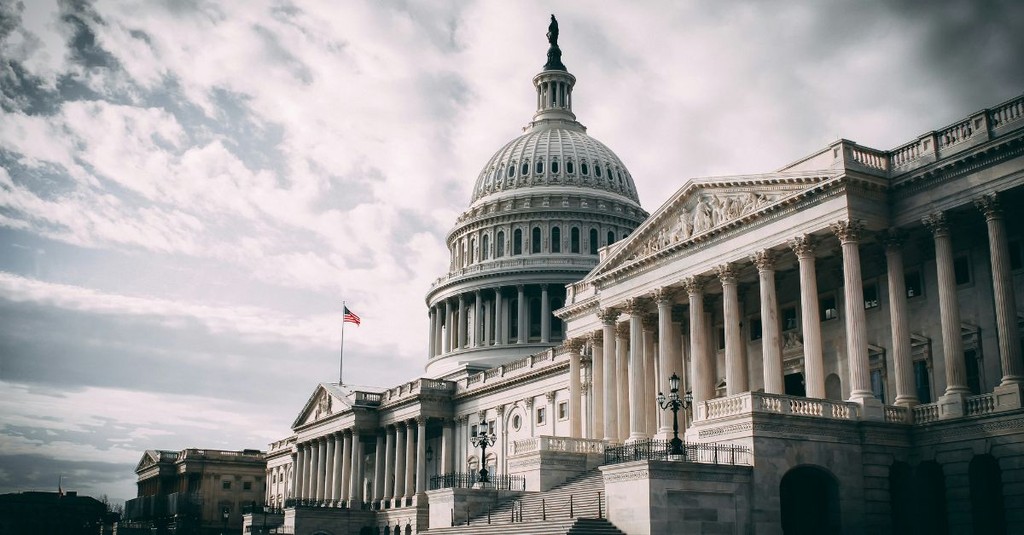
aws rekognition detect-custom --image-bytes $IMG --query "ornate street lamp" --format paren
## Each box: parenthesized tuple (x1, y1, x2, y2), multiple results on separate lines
(657, 373, 693, 457)
(469, 426, 497, 483)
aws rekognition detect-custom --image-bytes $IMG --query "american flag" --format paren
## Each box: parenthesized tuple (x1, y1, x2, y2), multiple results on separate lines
(343, 306, 361, 326)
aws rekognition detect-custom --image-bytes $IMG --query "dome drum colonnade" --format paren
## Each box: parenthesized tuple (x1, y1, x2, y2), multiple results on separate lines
(562, 189, 1024, 442)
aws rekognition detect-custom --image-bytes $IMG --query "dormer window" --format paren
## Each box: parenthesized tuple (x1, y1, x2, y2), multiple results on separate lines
(551, 160, 559, 174)
(595, 165, 602, 178)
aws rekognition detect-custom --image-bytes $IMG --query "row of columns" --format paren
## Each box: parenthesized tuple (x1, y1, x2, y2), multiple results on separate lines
(581, 194, 1022, 436)
(428, 284, 559, 358)
(289, 417, 461, 509)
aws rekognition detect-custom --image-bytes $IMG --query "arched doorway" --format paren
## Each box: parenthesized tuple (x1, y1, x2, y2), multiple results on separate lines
(913, 461, 948, 535)
(780, 465, 841, 535)
(824, 374, 842, 401)
(889, 461, 913, 534)
(969, 454, 1006, 534)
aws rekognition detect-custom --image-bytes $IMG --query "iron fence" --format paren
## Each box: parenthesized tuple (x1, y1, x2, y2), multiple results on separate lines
(430, 471, 526, 491)
(603, 439, 751, 466)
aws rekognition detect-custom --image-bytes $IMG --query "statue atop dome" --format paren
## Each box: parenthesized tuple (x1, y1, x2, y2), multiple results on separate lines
(544, 15, 566, 71)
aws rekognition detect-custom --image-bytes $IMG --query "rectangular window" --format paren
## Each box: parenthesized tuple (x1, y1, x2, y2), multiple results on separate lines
(870, 369, 886, 403)
(914, 361, 931, 404)
(905, 270, 923, 298)
(749, 317, 762, 341)
(222, 480, 231, 490)
(820, 295, 838, 321)
(243, 481, 252, 491)
(536, 407, 546, 425)
(558, 401, 568, 420)
(965, 349, 981, 395)
(953, 253, 971, 286)
(470, 424, 478, 437)
(1010, 240, 1023, 270)
(488, 420, 496, 434)
(782, 306, 798, 331)
(863, 281, 879, 310)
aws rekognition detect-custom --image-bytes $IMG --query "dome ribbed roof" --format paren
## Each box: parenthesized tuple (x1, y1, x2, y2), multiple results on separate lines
(471, 127, 640, 205)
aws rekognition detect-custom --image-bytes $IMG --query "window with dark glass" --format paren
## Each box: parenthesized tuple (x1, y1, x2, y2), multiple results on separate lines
(558, 401, 568, 420)
(820, 295, 838, 321)
(870, 369, 886, 402)
(863, 281, 879, 309)
(595, 165, 602, 177)
(482, 234, 490, 260)
(496, 231, 505, 257)
(513, 229, 523, 255)
(589, 228, 599, 254)
(581, 161, 589, 175)
(535, 159, 544, 175)
(567, 161, 574, 174)
(954, 253, 971, 285)
(536, 406, 546, 425)
(914, 361, 931, 403)
(782, 305, 798, 330)
(531, 227, 541, 254)
(965, 349, 981, 394)
(905, 270, 923, 298)
(530, 298, 541, 338)
(749, 317, 762, 341)
(571, 227, 580, 253)
(551, 160, 559, 174)
(521, 162, 529, 175)
(550, 226, 561, 253)
(507, 164, 515, 178)
(607, 230, 615, 245)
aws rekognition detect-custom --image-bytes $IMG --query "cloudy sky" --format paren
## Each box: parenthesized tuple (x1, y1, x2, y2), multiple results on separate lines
(1, 0, 1021, 504)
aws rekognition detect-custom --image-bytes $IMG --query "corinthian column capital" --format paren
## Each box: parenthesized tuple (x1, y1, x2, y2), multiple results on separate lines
(597, 308, 620, 324)
(715, 263, 738, 284)
(788, 234, 815, 258)
(751, 249, 776, 271)
(974, 192, 1002, 221)
(921, 212, 949, 237)
(681, 276, 705, 296)
(830, 219, 864, 244)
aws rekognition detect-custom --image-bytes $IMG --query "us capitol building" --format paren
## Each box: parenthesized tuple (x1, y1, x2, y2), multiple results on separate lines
(249, 18, 1024, 535)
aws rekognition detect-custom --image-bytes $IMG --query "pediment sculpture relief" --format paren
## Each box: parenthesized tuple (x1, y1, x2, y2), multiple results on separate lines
(314, 391, 332, 420)
(629, 190, 784, 261)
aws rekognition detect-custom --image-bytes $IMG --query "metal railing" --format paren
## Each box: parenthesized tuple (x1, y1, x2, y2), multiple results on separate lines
(603, 439, 751, 466)
(430, 471, 526, 491)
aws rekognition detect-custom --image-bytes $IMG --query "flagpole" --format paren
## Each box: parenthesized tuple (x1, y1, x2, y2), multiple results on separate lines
(340, 300, 346, 385)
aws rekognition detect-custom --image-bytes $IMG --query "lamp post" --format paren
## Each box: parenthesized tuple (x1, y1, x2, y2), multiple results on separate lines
(220, 505, 229, 535)
(657, 372, 693, 457)
(469, 426, 497, 483)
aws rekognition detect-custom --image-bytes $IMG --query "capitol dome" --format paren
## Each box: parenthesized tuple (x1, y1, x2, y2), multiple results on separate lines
(424, 17, 647, 377)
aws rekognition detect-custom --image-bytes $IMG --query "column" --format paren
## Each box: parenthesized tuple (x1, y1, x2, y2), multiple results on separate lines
(312, 439, 324, 502)
(923, 213, 970, 396)
(496, 405, 507, 474)
(517, 284, 527, 344)
(717, 264, 747, 395)
(331, 434, 343, 505)
(831, 220, 878, 405)
(753, 250, 784, 394)
(340, 432, 352, 503)
(293, 444, 304, 500)
(655, 290, 679, 437)
(685, 277, 714, 404)
(568, 339, 583, 438)
(404, 420, 415, 498)
(440, 301, 449, 354)
(415, 417, 427, 494)
(428, 308, 436, 359)
(324, 435, 336, 503)
(393, 424, 406, 501)
(626, 298, 646, 442)
(383, 426, 395, 501)
(541, 284, 551, 343)
(616, 322, 630, 441)
(494, 288, 504, 345)
(441, 418, 454, 474)
(642, 315, 657, 436)
(457, 295, 467, 350)
(484, 298, 493, 346)
(590, 330, 605, 440)
(373, 432, 385, 506)
(976, 194, 1024, 386)
(290, 450, 299, 499)
(884, 232, 918, 406)
(474, 290, 483, 347)
(546, 392, 557, 437)
(789, 235, 825, 398)
(433, 305, 443, 356)
(599, 309, 619, 442)
(349, 435, 363, 505)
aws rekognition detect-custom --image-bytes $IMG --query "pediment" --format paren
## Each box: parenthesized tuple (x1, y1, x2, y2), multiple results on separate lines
(134, 449, 175, 473)
(292, 383, 354, 429)
(590, 171, 837, 278)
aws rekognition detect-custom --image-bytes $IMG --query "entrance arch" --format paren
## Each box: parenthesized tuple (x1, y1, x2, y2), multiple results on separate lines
(969, 454, 1006, 534)
(780, 465, 841, 535)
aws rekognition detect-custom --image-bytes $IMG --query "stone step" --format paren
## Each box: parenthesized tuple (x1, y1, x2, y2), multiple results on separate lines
(425, 518, 624, 535)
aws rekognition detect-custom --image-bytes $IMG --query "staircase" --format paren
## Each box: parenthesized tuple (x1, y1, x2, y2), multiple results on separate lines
(426, 470, 623, 535)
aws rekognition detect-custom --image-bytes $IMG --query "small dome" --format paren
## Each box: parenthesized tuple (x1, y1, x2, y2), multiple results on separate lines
(471, 127, 640, 205)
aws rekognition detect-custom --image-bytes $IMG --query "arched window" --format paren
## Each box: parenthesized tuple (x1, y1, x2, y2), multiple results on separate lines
(551, 160, 559, 174)
(496, 231, 505, 258)
(535, 159, 544, 175)
(482, 234, 490, 260)
(589, 228, 599, 254)
(531, 227, 541, 254)
(581, 161, 589, 175)
(595, 164, 602, 178)
(551, 226, 561, 253)
(521, 161, 529, 176)
(513, 229, 523, 255)
(780, 466, 842, 535)
(607, 230, 615, 245)
(470, 237, 477, 264)
(566, 160, 574, 174)
(571, 227, 580, 253)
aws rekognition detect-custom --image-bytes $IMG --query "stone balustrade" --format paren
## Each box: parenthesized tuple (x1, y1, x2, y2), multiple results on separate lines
(509, 435, 605, 455)
(696, 392, 859, 422)
(459, 347, 566, 393)
(429, 256, 598, 290)
(965, 393, 997, 416)
(379, 378, 456, 406)
(911, 403, 940, 424)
